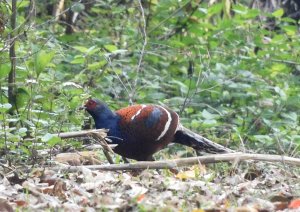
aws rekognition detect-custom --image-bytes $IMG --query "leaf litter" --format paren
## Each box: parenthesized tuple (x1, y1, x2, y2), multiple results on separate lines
(0, 160, 299, 211)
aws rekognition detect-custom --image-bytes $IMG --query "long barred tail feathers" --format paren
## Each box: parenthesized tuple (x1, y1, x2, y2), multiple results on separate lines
(173, 126, 234, 154)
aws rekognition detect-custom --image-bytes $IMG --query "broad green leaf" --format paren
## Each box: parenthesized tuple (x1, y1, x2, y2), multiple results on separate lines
(73, 46, 89, 53)
(16, 88, 30, 109)
(274, 86, 287, 100)
(0, 63, 11, 79)
(17, 0, 30, 9)
(281, 112, 297, 122)
(270, 63, 288, 77)
(88, 60, 107, 70)
(244, 9, 259, 19)
(202, 119, 217, 126)
(34, 50, 55, 77)
(0, 103, 12, 113)
(72, 2, 85, 12)
(282, 25, 297, 36)
(18, 128, 28, 136)
(104, 44, 118, 52)
(253, 135, 273, 143)
(42, 133, 62, 146)
(208, 3, 223, 16)
(18, 128, 28, 134)
(86, 46, 98, 55)
(202, 110, 218, 120)
(70, 57, 85, 64)
(9, 134, 21, 142)
(272, 9, 284, 18)
(191, 119, 201, 128)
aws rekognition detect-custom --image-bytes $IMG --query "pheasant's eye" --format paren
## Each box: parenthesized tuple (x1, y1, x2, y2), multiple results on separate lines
(85, 99, 97, 109)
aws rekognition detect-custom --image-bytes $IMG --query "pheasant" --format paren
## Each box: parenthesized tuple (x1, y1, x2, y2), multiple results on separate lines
(83, 98, 233, 161)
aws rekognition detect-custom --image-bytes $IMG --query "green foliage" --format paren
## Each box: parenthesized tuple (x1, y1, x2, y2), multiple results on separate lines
(34, 50, 55, 77)
(0, 0, 299, 164)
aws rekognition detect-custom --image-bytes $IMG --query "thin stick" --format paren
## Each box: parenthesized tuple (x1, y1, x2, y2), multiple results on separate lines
(55, 129, 115, 163)
(49, 153, 300, 172)
(55, 129, 107, 139)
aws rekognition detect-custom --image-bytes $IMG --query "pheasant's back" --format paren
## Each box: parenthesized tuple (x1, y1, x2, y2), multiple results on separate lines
(114, 104, 179, 160)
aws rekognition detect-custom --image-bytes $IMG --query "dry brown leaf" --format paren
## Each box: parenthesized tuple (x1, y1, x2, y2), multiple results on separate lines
(289, 199, 300, 209)
(55, 152, 82, 166)
(79, 196, 89, 206)
(41, 186, 54, 195)
(273, 201, 289, 210)
(14, 199, 28, 207)
(176, 165, 206, 180)
(269, 193, 292, 202)
(136, 193, 145, 203)
(0, 198, 13, 212)
(55, 151, 102, 166)
(176, 170, 197, 180)
(52, 180, 67, 200)
(192, 209, 205, 212)
(22, 181, 43, 197)
(235, 206, 258, 212)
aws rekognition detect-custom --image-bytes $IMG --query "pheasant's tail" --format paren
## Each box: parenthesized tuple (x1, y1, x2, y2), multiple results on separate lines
(173, 126, 234, 154)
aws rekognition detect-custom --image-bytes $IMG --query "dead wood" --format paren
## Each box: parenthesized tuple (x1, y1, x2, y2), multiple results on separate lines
(49, 153, 300, 172)
(55, 129, 114, 164)
(55, 129, 107, 139)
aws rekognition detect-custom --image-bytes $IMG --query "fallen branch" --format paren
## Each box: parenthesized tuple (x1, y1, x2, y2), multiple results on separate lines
(55, 129, 115, 164)
(55, 129, 108, 139)
(49, 153, 300, 172)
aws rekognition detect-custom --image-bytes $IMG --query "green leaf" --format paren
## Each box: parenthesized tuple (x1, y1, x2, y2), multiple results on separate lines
(70, 56, 85, 64)
(0, 63, 11, 79)
(281, 112, 297, 122)
(272, 9, 284, 18)
(191, 119, 201, 128)
(282, 25, 297, 36)
(41, 133, 61, 146)
(88, 60, 107, 70)
(34, 50, 55, 77)
(208, 3, 223, 16)
(0, 103, 12, 113)
(86, 46, 98, 55)
(202, 119, 217, 126)
(72, 2, 85, 13)
(73, 46, 89, 53)
(18, 128, 28, 134)
(202, 110, 218, 120)
(18, 128, 28, 136)
(17, 0, 30, 9)
(9, 134, 21, 142)
(16, 88, 30, 109)
(253, 135, 273, 143)
(104, 44, 118, 52)
(274, 87, 287, 100)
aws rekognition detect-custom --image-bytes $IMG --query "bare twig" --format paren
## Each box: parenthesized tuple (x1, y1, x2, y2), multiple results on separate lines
(55, 129, 115, 163)
(126, 0, 193, 49)
(49, 153, 300, 172)
(270, 58, 300, 65)
(130, 0, 148, 104)
(56, 129, 107, 139)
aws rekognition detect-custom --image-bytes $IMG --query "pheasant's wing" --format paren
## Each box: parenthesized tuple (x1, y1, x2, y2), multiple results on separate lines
(116, 104, 179, 143)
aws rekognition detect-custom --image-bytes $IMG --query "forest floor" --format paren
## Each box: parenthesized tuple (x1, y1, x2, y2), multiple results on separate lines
(0, 152, 299, 211)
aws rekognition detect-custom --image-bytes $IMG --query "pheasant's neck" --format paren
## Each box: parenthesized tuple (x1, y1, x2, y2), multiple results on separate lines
(89, 109, 121, 139)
